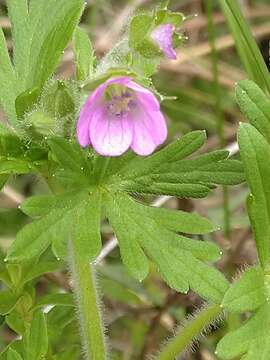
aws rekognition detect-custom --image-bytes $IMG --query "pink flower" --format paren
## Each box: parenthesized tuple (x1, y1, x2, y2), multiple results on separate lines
(76, 77, 167, 156)
(151, 24, 177, 60)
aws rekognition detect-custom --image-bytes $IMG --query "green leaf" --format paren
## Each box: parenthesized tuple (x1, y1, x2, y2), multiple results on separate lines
(114, 136, 244, 198)
(8, 0, 84, 91)
(21, 191, 83, 218)
(26, 0, 84, 89)
(216, 304, 270, 360)
(0, 27, 17, 122)
(135, 39, 162, 59)
(7, 192, 86, 262)
(7, 0, 29, 89)
(105, 192, 228, 302)
(0, 291, 20, 315)
(124, 182, 212, 198)
(100, 277, 141, 306)
(5, 312, 25, 335)
(0, 342, 24, 360)
(23, 311, 48, 360)
(133, 152, 244, 186)
(23, 260, 64, 284)
(7, 349, 22, 360)
(48, 138, 93, 188)
(47, 306, 75, 335)
(73, 26, 95, 81)
(33, 294, 74, 310)
(145, 206, 218, 234)
(0, 158, 34, 175)
(238, 124, 270, 268)
(51, 347, 80, 360)
(105, 193, 149, 281)
(0, 175, 9, 190)
(0, 269, 12, 288)
(117, 131, 207, 180)
(15, 87, 41, 119)
(219, 0, 270, 93)
(129, 14, 153, 49)
(222, 267, 266, 313)
(0, 134, 43, 174)
(7, 189, 103, 262)
(236, 80, 270, 142)
(73, 191, 102, 261)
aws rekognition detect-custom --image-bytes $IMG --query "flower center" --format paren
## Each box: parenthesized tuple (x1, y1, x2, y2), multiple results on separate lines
(105, 85, 136, 117)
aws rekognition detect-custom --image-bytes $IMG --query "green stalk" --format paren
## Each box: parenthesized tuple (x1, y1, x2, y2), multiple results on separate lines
(156, 304, 223, 360)
(70, 237, 106, 360)
(206, 0, 231, 238)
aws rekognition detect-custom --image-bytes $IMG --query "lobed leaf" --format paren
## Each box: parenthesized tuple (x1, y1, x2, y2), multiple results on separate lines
(21, 191, 86, 218)
(238, 124, 270, 268)
(105, 192, 228, 302)
(145, 205, 218, 234)
(216, 304, 270, 360)
(112, 132, 244, 198)
(105, 193, 149, 281)
(222, 267, 266, 313)
(117, 130, 206, 179)
(236, 80, 270, 142)
(48, 138, 93, 188)
(27, 0, 84, 89)
(8, 190, 102, 262)
(7, 193, 85, 262)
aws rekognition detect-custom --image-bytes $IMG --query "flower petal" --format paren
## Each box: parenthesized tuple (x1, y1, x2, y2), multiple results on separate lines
(151, 24, 177, 60)
(76, 77, 132, 147)
(76, 88, 104, 147)
(126, 80, 160, 111)
(89, 106, 133, 156)
(76, 105, 93, 147)
(131, 105, 167, 156)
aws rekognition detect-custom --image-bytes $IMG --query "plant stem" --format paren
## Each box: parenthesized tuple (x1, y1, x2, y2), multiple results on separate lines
(156, 304, 223, 360)
(206, 0, 231, 239)
(70, 237, 106, 360)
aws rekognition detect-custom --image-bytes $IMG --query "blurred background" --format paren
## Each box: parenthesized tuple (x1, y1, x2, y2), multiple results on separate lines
(0, 0, 269, 359)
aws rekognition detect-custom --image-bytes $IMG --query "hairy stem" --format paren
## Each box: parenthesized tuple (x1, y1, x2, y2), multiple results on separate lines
(156, 304, 223, 360)
(69, 238, 106, 360)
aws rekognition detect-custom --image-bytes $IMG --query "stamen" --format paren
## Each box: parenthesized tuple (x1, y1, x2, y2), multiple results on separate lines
(106, 88, 136, 117)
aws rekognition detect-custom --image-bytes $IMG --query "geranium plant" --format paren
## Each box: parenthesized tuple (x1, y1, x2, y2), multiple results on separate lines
(0, 0, 269, 359)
